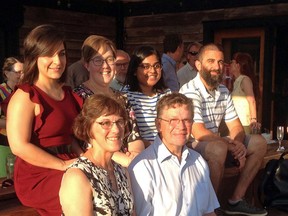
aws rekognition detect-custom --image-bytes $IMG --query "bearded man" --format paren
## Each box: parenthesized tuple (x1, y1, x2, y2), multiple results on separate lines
(180, 43, 267, 216)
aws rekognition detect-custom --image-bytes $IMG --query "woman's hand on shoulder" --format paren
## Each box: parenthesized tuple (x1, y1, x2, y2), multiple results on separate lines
(61, 158, 78, 171)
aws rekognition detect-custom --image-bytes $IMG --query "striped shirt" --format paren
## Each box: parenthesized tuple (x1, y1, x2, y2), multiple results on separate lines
(179, 73, 238, 133)
(122, 89, 171, 142)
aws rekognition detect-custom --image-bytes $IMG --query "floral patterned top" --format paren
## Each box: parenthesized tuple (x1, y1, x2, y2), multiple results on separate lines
(65, 157, 134, 215)
(73, 84, 141, 151)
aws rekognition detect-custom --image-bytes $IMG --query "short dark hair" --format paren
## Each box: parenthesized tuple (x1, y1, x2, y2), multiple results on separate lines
(156, 92, 193, 118)
(163, 34, 183, 53)
(73, 94, 127, 143)
(125, 45, 167, 92)
(197, 43, 224, 62)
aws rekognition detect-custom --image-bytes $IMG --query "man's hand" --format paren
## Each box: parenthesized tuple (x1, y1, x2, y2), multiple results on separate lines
(228, 139, 247, 160)
(238, 157, 246, 170)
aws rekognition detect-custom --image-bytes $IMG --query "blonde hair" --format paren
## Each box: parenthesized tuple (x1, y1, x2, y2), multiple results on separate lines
(81, 35, 117, 63)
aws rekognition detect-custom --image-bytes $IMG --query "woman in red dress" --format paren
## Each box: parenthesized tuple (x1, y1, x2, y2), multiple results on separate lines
(6, 24, 83, 216)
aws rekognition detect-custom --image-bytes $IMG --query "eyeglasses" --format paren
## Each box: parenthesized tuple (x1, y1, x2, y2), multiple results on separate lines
(95, 119, 126, 130)
(116, 62, 129, 68)
(157, 118, 192, 127)
(139, 63, 162, 71)
(10, 70, 23, 75)
(91, 56, 115, 66)
(188, 51, 198, 56)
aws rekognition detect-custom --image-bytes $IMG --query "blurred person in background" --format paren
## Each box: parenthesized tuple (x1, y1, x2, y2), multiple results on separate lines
(110, 49, 130, 91)
(230, 52, 260, 134)
(66, 41, 90, 89)
(0, 57, 23, 146)
(161, 33, 184, 92)
(177, 41, 202, 87)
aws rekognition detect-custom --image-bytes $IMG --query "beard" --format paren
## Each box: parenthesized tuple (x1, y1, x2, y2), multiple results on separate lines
(200, 66, 223, 89)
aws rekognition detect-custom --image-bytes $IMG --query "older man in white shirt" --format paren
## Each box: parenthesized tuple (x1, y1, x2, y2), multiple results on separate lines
(128, 92, 219, 216)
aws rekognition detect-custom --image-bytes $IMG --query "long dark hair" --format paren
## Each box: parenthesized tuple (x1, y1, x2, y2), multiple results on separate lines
(21, 24, 67, 85)
(125, 45, 166, 92)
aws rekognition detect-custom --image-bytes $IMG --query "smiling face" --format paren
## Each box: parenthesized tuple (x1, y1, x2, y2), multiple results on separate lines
(196, 49, 224, 89)
(37, 43, 66, 81)
(136, 54, 162, 93)
(90, 114, 125, 153)
(156, 104, 192, 151)
(85, 45, 116, 87)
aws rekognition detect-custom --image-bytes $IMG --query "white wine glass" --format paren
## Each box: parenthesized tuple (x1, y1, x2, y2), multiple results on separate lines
(276, 126, 285, 152)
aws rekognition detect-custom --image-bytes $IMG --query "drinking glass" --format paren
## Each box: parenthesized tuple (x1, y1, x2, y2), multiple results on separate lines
(6, 153, 15, 179)
(276, 126, 285, 152)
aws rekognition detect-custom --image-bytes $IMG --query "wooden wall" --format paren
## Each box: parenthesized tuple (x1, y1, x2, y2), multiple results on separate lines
(9, 2, 288, 130)
(20, 3, 288, 62)
(20, 6, 117, 66)
(124, 3, 288, 54)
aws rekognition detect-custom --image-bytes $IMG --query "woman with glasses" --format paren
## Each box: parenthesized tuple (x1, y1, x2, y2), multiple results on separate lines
(73, 35, 144, 167)
(0, 57, 23, 146)
(122, 45, 171, 147)
(60, 94, 134, 216)
(6, 25, 83, 215)
(0, 57, 23, 103)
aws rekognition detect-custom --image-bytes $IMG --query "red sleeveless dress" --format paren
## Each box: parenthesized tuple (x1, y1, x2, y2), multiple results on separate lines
(13, 84, 83, 216)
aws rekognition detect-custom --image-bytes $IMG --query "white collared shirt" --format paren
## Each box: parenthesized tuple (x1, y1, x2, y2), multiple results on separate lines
(128, 135, 219, 216)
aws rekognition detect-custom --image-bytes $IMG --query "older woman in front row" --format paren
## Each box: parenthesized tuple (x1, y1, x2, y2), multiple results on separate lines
(60, 94, 135, 216)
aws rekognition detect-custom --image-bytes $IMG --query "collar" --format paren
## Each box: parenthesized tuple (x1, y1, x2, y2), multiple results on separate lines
(153, 135, 189, 163)
(186, 62, 195, 71)
(162, 53, 177, 67)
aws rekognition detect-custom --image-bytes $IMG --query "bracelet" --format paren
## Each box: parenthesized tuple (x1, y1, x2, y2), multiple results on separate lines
(250, 118, 257, 121)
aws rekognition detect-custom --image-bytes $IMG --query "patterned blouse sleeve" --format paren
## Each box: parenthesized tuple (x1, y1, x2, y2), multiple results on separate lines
(113, 91, 142, 146)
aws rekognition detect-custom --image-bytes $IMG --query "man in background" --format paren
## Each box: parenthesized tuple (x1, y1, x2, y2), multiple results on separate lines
(161, 34, 184, 92)
(177, 41, 202, 87)
(66, 39, 90, 89)
(110, 49, 130, 91)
